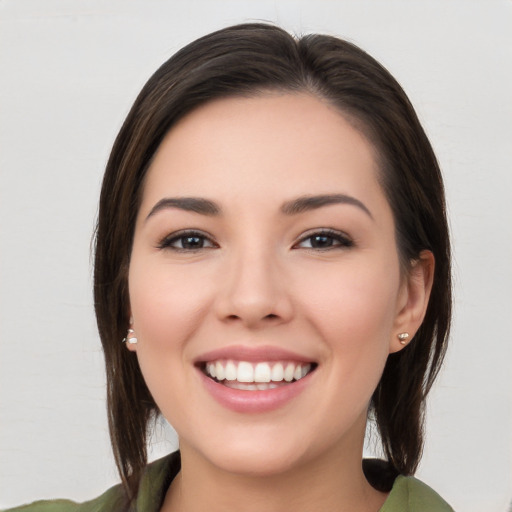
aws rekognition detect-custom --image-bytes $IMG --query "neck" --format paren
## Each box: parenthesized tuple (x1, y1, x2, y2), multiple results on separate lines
(161, 433, 387, 512)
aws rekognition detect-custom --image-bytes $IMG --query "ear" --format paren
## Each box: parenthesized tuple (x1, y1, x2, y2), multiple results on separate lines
(389, 250, 434, 354)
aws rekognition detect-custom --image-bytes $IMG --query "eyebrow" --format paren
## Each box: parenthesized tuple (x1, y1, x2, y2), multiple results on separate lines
(281, 194, 373, 219)
(145, 193, 373, 222)
(145, 197, 221, 221)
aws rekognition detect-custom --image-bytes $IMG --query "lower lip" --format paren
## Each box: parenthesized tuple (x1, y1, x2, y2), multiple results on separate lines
(198, 369, 314, 413)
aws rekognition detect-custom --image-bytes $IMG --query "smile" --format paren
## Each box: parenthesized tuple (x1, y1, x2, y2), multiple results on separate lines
(195, 346, 318, 412)
(203, 360, 314, 390)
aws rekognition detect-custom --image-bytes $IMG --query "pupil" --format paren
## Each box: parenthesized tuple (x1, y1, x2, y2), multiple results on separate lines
(311, 235, 332, 248)
(182, 236, 203, 249)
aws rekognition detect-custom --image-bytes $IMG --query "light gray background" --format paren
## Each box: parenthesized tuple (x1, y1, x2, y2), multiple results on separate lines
(1, 1, 511, 510)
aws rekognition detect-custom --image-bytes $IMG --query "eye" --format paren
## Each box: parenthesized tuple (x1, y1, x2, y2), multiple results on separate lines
(158, 230, 217, 251)
(294, 229, 354, 250)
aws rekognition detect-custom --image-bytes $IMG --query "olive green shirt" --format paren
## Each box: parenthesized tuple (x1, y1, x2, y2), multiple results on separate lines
(4, 452, 454, 511)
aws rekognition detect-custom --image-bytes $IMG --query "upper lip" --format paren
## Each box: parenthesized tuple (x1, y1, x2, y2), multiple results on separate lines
(194, 345, 316, 364)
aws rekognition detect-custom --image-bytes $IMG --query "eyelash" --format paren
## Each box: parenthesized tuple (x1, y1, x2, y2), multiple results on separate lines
(157, 230, 217, 252)
(293, 229, 354, 251)
(157, 228, 354, 252)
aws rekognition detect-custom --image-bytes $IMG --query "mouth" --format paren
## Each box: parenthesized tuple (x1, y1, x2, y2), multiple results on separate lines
(199, 359, 317, 391)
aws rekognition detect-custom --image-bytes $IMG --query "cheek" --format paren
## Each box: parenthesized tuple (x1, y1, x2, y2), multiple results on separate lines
(129, 259, 213, 346)
(126, 258, 218, 413)
(297, 258, 400, 365)
(127, 259, 214, 421)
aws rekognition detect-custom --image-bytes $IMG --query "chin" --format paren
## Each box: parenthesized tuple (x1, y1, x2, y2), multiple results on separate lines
(212, 446, 306, 477)
(183, 427, 311, 478)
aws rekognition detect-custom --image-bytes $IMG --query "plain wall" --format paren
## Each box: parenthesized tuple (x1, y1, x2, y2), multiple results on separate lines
(1, 1, 511, 510)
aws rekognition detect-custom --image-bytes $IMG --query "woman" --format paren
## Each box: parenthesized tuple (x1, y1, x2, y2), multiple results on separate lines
(9, 23, 453, 511)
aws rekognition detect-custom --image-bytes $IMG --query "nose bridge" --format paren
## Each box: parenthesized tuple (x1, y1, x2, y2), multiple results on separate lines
(217, 238, 291, 326)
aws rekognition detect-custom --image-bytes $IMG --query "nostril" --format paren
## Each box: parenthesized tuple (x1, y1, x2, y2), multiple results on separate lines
(225, 313, 279, 321)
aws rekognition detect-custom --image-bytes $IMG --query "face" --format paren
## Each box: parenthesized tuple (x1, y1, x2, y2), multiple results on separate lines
(128, 93, 415, 476)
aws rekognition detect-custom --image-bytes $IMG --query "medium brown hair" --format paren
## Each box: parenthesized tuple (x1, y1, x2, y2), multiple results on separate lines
(94, 23, 451, 499)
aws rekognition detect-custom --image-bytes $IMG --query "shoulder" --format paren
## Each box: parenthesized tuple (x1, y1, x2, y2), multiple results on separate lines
(3, 452, 180, 512)
(381, 475, 455, 512)
(2, 484, 126, 512)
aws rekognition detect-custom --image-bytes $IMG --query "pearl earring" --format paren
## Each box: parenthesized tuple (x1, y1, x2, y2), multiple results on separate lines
(122, 328, 138, 344)
(397, 332, 410, 345)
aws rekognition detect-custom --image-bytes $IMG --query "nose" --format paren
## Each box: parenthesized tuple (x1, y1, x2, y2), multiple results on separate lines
(214, 245, 294, 328)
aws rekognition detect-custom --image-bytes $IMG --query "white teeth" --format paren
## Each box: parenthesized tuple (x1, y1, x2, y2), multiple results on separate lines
(271, 363, 284, 382)
(254, 362, 271, 383)
(204, 360, 313, 386)
(237, 361, 254, 382)
(215, 361, 225, 381)
(256, 382, 280, 390)
(284, 363, 295, 382)
(225, 360, 237, 381)
(207, 362, 216, 378)
(225, 381, 281, 391)
(225, 381, 257, 390)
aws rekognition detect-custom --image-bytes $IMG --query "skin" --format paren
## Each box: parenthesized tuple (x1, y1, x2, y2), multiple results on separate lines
(127, 93, 434, 512)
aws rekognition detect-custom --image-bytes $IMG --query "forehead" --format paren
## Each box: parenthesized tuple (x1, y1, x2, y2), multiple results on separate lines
(140, 93, 386, 214)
